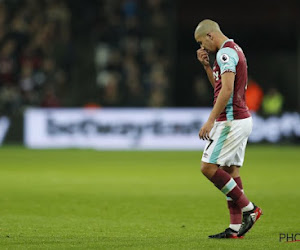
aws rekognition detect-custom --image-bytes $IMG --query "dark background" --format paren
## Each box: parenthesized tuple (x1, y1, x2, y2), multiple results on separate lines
(176, 0, 299, 109)
(0, 0, 299, 116)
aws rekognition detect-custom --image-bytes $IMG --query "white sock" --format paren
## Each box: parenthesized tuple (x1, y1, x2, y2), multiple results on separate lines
(229, 224, 241, 232)
(242, 202, 254, 212)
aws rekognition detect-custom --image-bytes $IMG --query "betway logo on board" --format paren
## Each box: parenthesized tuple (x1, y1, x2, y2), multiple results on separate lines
(24, 108, 210, 149)
(46, 118, 202, 137)
(24, 108, 300, 149)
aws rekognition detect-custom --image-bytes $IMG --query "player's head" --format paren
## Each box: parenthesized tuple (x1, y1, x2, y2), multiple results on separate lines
(194, 19, 223, 53)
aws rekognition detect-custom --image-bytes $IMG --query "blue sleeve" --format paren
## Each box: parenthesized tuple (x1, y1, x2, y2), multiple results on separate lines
(216, 47, 239, 74)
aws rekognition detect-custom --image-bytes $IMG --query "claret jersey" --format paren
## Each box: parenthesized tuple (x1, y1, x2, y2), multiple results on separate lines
(213, 39, 250, 121)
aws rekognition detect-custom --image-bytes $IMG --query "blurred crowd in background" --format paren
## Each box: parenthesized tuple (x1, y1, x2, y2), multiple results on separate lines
(94, 0, 174, 108)
(0, 0, 292, 117)
(0, 0, 72, 115)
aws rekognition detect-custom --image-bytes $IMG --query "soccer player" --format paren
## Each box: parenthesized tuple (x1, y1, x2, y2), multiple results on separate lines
(194, 19, 262, 238)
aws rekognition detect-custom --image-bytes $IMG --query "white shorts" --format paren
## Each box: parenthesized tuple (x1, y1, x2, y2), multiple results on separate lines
(201, 117, 252, 167)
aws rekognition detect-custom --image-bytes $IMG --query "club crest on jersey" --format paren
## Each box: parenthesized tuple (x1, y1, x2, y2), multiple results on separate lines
(220, 53, 229, 63)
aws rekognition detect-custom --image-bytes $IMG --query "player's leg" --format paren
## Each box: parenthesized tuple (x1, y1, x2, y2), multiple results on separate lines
(221, 166, 243, 233)
(221, 165, 240, 178)
(201, 118, 262, 237)
(201, 161, 250, 238)
(222, 121, 263, 237)
(206, 165, 244, 238)
(202, 161, 262, 238)
(200, 120, 252, 210)
(201, 161, 252, 212)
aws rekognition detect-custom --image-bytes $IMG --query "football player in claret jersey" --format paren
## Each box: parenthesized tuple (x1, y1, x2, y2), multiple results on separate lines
(194, 19, 262, 238)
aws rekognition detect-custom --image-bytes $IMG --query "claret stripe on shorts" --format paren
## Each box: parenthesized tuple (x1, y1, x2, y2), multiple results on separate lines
(221, 178, 237, 195)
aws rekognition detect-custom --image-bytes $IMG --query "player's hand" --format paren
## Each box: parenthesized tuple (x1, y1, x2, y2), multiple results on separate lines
(199, 120, 214, 140)
(197, 48, 210, 67)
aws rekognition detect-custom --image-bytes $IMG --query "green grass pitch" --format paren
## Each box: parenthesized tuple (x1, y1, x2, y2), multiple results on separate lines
(0, 145, 299, 249)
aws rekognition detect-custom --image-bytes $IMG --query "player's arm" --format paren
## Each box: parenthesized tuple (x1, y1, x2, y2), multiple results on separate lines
(199, 73, 234, 140)
(197, 48, 215, 88)
(207, 72, 234, 122)
(199, 47, 239, 140)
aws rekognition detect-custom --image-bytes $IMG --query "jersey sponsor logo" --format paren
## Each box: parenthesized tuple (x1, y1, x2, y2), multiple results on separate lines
(220, 53, 229, 63)
(213, 71, 219, 81)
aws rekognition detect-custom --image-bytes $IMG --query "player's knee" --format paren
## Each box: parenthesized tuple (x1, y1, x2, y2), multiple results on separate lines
(221, 165, 232, 174)
(201, 162, 210, 176)
(201, 162, 219, 179)
(221, 165, 240, 177)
